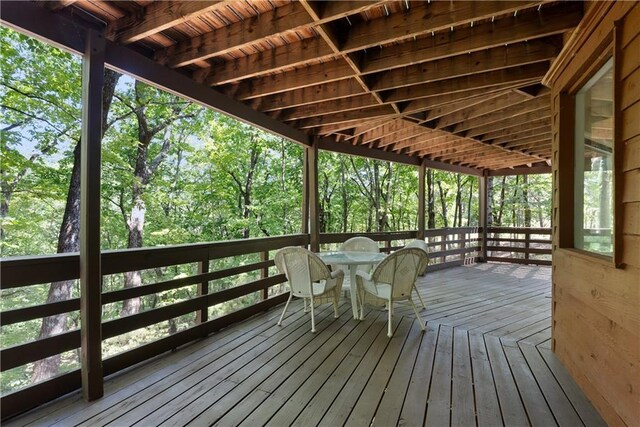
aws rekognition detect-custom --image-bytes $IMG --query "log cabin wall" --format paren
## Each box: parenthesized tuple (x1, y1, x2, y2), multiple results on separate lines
(547, 2, 640, 426)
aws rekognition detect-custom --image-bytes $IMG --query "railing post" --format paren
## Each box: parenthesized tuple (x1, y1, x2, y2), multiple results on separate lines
(440, 230, 447, 264)
(260, 251, 269, 300)
(196, 258, 209, 324)
(80, 29, 105, 401)
(524, 229, 531, 264)
(459, 231, 465, 263)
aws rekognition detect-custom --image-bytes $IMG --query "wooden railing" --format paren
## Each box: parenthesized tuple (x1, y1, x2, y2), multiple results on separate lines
(0, 234, 308, 420)
(485, 227, 552, 266)
(0, 226, 528, 419)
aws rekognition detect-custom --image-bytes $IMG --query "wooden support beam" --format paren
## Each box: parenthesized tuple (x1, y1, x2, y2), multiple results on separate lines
(417, 160, 426, 240)
(200, 37, 334, 86)
(342, 1, 540, 53)
(501, 134, 552, 149)
(255, 79, 366, 112)
(488, 164, 551, 176)
(156, 2, 314, 68)
(435, 91, 532, 129)
(108, 1, 228, 44)
(479, 118, 551, 141)
(370, 38, 561, 92)
(465, 109, 550, 139)
(296, 105, 396, 129)
(404, 81, 535, 115)
(423, 92, 507, 124)
(453, 96, 550, 134)
(360, 3, 582, 74)
(375, 127, 435, 148)
(384, 62, 549, 103)
(80, 28, 105, 401)
(262, 76, 388, 124)
(490, 126, 551, 144)
(308, 140, 320, 252)
(225, 58, 355, 100)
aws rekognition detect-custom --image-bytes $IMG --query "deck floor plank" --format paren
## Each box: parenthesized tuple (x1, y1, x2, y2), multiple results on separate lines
(7, 264, 606, 427)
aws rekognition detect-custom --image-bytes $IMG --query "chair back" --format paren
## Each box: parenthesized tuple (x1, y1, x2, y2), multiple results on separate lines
(405, 239, 429, 273)
(275, 247, 331, 297)
(371, 248, 428, 299)
(340, 236, 380, 253)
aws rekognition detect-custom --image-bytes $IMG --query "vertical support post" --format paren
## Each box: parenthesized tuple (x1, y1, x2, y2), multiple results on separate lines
(308, 139, 320, 252)
(80, 29, 105, 401)
(440, 231, 447, 265)
(300, 148, 309, 236)
(524, 230, 531, 264)
(417, 160, 426, 241)
(459, 232, 465, 263)
(479, 171, 489, 262)
(196, 259, 209, 324)
(260, 251, 269, 300)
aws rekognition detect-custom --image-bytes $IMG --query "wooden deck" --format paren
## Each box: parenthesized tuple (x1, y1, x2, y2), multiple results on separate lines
(7, 263, 605, 427)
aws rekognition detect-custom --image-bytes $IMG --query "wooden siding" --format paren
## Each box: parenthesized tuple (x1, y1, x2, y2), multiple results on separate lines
(4, 264, 604, 427)
(548, 2, 640, 426)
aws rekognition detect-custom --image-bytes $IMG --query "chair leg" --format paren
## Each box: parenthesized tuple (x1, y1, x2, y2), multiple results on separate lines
(303, 298, 309, 313)
(278, 292, 293, 326)
(413, 284, 426, 310)
(387, 300, 393, 338)
(333, 291, 339, 318)
(310, 297, 316, 333)
(409, 298, 426, 331)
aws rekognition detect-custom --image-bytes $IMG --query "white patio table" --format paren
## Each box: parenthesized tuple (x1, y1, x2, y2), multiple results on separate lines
(317, 251, 387, 319)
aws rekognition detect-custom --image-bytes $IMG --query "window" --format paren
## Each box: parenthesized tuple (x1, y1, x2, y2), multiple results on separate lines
(573, 58, 614, 256)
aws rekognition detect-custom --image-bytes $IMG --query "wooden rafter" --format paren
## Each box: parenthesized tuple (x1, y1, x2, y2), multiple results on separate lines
(47, 0, 584, 171)
(108, 1, 230, 44)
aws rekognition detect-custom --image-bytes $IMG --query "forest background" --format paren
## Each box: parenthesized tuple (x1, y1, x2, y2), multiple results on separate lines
(0, 27, 551, 394)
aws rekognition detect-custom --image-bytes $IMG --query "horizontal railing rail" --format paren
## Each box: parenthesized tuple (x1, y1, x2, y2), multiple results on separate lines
(0, 234, 308, 420)
(485, 226, 552, 266)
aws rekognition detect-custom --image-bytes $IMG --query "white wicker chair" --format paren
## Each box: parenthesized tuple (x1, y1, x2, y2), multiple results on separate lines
(275, 247, 344, 333)
(334, 236, 380, 292)
(356, 247, 428, 337)
(404, 239, 429, 309)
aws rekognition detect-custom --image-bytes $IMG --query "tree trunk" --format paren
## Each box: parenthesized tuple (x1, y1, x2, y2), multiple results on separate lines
(373, 161, 382, 232)
(121, 81, 187, 317)
(340, 158, 348, 233)
(511, 175, 520, 227)
(31, 69, 120, 384)
(523, 174, 531, 227)
(487, 176, 494, 226)
(496, 176, 507, 225)
(437, 180, 448, 228)
(467, 179, 474, 226)
(427, 169, 435, 228)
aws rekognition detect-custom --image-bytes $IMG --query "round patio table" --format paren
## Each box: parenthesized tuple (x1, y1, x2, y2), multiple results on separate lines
(317, 251, 387, 319)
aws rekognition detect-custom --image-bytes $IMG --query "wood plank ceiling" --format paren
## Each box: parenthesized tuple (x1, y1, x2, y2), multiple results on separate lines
(53, 0, 583, 171)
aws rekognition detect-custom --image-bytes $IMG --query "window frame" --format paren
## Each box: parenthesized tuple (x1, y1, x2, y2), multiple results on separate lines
(558, 24, 623, 268)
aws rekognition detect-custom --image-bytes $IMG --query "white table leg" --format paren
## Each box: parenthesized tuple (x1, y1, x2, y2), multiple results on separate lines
(349, 266, 359, 319)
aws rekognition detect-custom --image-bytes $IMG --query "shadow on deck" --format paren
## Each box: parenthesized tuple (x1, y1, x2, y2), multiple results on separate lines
(8, 263, 605, 426)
